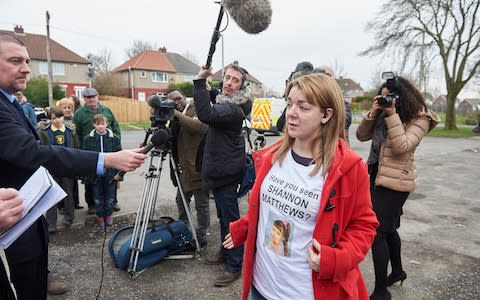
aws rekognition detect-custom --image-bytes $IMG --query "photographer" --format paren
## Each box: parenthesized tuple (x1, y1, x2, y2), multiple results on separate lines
(356, 75, 439, 300)
(193, 64, 251, 287)
(167, 89, 210, 248)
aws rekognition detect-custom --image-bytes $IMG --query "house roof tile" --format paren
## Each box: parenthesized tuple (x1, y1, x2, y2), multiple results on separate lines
(165, 52, 199, 74)
(0, 28, 89, 64)
(113, 50, 176, 73)
(336, 77, 363, 92)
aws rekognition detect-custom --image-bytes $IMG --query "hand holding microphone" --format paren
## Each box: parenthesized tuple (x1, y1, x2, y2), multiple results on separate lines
(113, 129, 169, 181)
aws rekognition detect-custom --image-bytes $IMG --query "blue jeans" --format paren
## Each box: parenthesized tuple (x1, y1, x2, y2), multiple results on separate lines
(212, 183, 244, 273)
(92, 177, 116, 217)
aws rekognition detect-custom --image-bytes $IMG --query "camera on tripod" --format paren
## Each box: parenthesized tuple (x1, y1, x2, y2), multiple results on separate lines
(148, 93, 175, 127)
(378, 72, 400, 108)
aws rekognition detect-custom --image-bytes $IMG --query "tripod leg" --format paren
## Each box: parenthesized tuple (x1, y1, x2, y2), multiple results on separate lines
(128, 152, 163, 274)
(170, 155, 201, 252)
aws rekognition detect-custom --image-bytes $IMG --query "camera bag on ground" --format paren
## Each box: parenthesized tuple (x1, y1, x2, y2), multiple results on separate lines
(108, 217, 194, 272)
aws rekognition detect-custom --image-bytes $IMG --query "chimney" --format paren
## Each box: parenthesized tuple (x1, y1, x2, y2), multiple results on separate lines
(14, 25, 25, 35)
(159, 47, 167, 53)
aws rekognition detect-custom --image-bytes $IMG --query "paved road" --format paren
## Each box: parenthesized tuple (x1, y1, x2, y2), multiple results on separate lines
(47, 128, 480, 299)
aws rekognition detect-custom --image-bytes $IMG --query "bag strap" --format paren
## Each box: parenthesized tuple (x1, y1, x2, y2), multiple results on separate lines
(243, 117, 253, 153)
(1, 248, 18, 299)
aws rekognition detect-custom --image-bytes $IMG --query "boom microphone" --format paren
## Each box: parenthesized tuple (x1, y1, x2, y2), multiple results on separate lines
(222, 0, 272, 34)
(113, 129, 169, 181)
(205, 0, 272, 68)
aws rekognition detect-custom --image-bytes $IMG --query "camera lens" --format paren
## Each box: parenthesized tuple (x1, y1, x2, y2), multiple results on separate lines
(378, 95, 393, 107)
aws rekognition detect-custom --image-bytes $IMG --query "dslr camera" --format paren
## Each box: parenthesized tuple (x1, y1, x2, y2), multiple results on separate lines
(378, 72, 400, 108)
(147, 93, 175, 126)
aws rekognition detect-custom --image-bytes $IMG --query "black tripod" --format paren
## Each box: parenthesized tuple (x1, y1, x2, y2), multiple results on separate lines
(127, 128, 200, 277)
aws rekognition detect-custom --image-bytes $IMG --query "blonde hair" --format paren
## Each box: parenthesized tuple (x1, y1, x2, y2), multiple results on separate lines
(57, 97, 75, 109)
(273, 74, 345, 176)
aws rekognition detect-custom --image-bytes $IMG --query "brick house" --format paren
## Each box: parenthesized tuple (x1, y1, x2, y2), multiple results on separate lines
(457, 98, 480, 115)
(432, 95, 461, 113)
(336, 77, 364, 98)
(0, 25, 91, 98)
(112, 47, 199, 101)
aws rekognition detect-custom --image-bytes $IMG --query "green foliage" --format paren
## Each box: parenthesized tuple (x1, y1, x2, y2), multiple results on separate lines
(428, 127, 477, 138)
(23, 77, 65, 108)
(167, 82, 194, 98)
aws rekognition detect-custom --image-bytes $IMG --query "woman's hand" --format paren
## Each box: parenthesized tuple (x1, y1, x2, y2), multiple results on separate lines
(382, 98, 397, 117)
(223, 233, 234, 249)
(368, 96, 383, 119)
(307, 238, 321, 272)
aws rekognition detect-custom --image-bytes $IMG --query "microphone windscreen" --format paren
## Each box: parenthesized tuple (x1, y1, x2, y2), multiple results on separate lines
(147, 94, 162, 108)
(222, 0, 272, 34)
(150, 129, 169, 147)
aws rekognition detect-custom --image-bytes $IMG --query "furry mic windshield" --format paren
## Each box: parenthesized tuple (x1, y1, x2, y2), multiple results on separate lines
(222, 0, 272, 34)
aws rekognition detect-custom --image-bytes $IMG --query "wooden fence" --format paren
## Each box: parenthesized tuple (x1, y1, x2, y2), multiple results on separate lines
(99, 96, 151, 122)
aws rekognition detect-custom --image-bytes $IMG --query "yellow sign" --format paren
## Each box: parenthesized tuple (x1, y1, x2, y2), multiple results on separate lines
(251, 98, 272, 130)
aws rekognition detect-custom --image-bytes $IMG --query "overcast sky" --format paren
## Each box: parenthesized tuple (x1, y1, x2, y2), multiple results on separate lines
(1, 0, 476, 97)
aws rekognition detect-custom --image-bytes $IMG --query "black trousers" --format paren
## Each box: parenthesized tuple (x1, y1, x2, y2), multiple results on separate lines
(9, 253, 48, 300)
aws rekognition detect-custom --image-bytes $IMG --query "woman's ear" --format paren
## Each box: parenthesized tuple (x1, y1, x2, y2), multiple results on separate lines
(321, 108, 333, 124)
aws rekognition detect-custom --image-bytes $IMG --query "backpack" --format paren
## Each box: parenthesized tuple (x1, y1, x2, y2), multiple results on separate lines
(237, 152, 255, 198)
(237, 118, 258, 197)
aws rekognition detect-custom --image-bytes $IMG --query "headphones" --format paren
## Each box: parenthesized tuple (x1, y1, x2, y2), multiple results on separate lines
(220, 65, 249, 91)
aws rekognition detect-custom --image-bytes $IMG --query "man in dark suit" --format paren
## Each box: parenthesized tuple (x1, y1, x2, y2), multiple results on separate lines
(0, 33, 147, 300)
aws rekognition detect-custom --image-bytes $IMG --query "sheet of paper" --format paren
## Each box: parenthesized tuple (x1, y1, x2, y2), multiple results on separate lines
(0, 166, 66, 248)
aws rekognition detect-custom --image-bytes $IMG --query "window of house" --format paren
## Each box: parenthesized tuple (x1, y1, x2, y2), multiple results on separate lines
(140, 71, 147, 78)
(39, 62, 65, 75)
(152, 72, 168, 83)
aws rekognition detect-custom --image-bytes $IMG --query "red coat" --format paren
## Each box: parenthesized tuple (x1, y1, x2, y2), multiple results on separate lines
(229, 139, 378, 300)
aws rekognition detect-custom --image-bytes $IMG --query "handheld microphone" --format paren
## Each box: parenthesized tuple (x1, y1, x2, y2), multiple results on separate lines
(113, 129, 169, 181)
(222, 0, 272, 34)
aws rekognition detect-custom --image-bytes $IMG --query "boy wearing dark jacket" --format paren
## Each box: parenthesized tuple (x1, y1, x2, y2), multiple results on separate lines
(82, 114, 121, 228)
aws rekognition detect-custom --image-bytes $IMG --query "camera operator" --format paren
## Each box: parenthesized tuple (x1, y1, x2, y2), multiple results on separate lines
(167, 89, 210, 249)
(356, 74, 439, 300)
(193, 64, 251, 287)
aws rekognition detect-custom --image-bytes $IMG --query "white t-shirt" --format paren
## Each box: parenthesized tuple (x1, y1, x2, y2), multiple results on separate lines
(253, 149, 325, 300)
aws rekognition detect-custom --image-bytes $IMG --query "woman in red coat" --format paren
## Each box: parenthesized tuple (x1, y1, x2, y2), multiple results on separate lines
(224, 73, 378, 300)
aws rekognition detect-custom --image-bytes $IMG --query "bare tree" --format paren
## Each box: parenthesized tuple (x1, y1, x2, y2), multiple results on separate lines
(87, 48, 112, 72)
(360, 0, 480, 130)
(124, 40, 158, 59)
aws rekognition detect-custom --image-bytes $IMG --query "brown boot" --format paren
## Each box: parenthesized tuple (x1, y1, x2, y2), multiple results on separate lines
(213, 271, 241, 287)
(204, 254, 226, 265)
(47, 279, 67, 295)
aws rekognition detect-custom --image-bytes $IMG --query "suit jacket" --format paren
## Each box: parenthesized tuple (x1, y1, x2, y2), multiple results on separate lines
(0, 91, 99, 264)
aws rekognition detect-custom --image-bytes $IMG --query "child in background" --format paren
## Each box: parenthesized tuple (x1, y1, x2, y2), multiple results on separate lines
(38, 106, 80, 232)
(82, 114, 122, 228)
